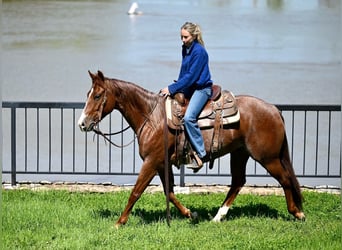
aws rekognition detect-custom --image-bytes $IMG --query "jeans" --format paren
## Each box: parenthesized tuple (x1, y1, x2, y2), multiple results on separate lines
(183, 86, 212, 158)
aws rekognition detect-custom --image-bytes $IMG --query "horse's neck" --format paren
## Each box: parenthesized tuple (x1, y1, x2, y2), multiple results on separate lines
(111, 79, 159, 134)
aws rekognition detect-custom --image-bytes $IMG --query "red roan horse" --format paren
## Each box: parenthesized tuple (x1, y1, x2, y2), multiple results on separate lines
(78, 70, 305, 228)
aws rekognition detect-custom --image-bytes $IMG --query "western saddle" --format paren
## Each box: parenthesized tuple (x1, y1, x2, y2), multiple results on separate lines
(165, 85, 240, 170)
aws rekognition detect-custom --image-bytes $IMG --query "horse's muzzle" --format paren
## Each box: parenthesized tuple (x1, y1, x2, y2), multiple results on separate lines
(78, 121, 95, 132)
(78, 113, 96, 132)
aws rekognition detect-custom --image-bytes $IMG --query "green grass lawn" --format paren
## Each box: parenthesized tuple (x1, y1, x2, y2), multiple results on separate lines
(2, 189, 341, 249)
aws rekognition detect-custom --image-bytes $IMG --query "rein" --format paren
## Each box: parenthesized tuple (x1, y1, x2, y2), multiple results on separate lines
(94, 125, 131, 136)
(92, 125, 136, 148)
(163, 96, 171, 226)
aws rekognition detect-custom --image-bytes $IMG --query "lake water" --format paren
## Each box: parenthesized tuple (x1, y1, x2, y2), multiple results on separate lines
(2, 0, 341, 186)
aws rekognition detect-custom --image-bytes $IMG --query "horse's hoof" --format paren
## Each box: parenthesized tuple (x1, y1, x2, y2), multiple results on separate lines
(296, 212, 306, 221)
(190, 211, 199, 224)
(211, 217, 221, 223)
(114, 223, 121, 229)
(191, 211, 198, 219)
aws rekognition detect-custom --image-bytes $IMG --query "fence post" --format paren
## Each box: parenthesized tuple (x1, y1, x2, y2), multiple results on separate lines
(180, 165, 185, 187)
(11, 107, 17, 185)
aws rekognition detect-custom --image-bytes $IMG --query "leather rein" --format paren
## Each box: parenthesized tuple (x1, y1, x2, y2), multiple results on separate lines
(92, 125, 134, 148)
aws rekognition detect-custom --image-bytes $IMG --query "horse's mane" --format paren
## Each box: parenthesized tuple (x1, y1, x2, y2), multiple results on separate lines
(108, 77, 160, 110)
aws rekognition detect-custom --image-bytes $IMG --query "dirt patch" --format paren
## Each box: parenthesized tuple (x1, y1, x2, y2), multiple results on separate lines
(2, 182, 340, 195)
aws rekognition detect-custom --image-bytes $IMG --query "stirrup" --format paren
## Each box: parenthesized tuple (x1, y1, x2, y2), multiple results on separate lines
(192, 152, 203, 168)
(185, 152, 203, 173)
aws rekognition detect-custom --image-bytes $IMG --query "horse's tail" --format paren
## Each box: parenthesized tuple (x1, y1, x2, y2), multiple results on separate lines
(280, 125, 304, 211)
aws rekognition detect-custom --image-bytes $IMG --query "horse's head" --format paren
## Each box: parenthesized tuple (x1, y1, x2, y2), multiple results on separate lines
(78, 70, 113, 132)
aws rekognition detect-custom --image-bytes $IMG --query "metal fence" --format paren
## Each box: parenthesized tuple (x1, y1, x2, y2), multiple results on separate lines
(2, 102, 341, 187)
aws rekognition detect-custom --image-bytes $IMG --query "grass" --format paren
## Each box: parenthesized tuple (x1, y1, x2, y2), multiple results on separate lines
(2, 189, 341, 249)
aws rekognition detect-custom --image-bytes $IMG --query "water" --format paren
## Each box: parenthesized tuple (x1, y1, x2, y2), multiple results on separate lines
(2, 0, 341, 186)
(2, 0, 340, 104)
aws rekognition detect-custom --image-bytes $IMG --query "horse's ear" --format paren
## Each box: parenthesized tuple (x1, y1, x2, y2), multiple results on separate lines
(88, 70, 95, 80)
(97, 70, 105, 81)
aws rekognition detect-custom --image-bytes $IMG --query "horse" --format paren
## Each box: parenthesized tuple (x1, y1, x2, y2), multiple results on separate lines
(78, 70, 305, 228)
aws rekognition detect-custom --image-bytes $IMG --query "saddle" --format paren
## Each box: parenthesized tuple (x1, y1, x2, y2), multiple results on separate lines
(165, 85, 240, 130)
(165, 85, 240, 168)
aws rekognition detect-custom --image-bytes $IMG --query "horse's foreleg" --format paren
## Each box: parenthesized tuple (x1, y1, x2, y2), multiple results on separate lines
(158, 167, 192, 219)
(212, 148, 249, 222)
(115, 162, 157, 228)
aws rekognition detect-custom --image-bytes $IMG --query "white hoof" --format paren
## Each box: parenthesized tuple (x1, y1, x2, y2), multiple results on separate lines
(212, 205, 229, 222)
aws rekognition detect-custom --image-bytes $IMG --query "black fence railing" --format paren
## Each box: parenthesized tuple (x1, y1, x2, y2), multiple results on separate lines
(2, 102, 341, 187)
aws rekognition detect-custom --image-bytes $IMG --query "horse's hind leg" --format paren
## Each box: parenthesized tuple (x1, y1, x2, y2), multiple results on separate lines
(212, 148, 249, 222)
(262, 158, 305, 220)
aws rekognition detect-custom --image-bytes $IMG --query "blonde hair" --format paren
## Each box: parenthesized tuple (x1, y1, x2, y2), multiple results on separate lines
(181, 22, 205, 46)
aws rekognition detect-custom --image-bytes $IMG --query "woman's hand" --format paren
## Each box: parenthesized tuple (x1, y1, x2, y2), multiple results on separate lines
(159, 87, 170, 97)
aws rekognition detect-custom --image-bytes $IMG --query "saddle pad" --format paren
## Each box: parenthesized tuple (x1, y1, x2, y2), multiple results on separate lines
(165, 97, 174, 124)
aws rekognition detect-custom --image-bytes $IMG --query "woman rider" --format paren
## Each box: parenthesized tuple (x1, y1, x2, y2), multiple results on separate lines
(160, 22, 213, 170)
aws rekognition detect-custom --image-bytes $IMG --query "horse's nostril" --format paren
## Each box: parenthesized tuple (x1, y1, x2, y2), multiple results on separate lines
(78, 122, 86, 131)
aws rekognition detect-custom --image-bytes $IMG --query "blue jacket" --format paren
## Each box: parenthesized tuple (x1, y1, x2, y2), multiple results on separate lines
(168, 40, 212, 98)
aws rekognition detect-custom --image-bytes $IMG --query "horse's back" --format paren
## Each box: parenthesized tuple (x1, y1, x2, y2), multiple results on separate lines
(236, 95, 282, 121)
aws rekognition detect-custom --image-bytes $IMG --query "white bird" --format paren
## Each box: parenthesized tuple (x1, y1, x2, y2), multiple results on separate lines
(127, 2, 143, 15)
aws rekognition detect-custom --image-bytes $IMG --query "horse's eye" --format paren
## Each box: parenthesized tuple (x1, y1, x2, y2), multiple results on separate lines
(94, 94, 101, 101)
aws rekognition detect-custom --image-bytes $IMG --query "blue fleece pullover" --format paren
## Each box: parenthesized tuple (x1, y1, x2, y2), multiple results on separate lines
(168, 40, 212, 98)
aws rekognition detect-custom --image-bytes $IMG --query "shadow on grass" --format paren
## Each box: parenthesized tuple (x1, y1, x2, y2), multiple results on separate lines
(91, 208, 120, 219)
(186, 203, 289, 222)
(92, 203, 289, 224)
(225, 203, 289, 220)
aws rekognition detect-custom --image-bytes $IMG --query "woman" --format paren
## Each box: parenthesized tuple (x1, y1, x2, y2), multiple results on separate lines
(160, 22, 213, 170)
